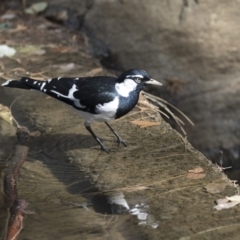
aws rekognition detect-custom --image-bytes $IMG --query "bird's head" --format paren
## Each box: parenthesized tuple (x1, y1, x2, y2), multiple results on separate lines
(115, 69, 161, 97)
(117, 69, 162, 87)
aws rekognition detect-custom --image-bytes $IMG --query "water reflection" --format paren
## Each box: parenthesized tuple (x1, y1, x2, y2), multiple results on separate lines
(107, 192, 158, 229)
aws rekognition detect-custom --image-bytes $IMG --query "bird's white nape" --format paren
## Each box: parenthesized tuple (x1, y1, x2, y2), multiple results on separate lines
(115, 78, 138, 97)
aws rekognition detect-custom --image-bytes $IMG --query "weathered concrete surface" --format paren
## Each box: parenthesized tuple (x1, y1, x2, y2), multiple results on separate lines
(85, 0, 240, 163)
(0, 10, 240, 240)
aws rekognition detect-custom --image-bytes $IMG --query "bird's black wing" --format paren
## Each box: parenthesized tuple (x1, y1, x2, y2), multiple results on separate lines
(39, 76, 118, 113)
(67, 77, 119, 113)
(2, 76, 119, 113)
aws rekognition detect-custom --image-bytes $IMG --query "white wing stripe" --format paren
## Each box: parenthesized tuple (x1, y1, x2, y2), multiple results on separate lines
(50, 84, 85, 108)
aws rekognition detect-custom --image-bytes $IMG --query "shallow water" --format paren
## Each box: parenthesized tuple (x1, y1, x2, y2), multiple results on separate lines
(0, 90, 158, 240)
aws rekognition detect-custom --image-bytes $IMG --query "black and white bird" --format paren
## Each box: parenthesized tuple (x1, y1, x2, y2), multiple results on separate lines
(1, 69, 161, 152)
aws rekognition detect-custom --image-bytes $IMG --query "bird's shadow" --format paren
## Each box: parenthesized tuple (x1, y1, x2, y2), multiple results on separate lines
(0, 88, 113, 207)
(29, 132, 101, 194)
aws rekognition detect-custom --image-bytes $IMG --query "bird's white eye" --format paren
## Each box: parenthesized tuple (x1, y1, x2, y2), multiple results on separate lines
(135, 78, 141, 83)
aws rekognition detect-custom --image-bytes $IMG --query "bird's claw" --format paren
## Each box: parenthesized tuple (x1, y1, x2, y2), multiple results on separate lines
(117, 137, 128, 147)
(101, 145, 110, 153)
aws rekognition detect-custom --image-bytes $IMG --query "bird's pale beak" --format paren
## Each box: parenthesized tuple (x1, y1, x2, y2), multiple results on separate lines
(145, 78, 162, 86)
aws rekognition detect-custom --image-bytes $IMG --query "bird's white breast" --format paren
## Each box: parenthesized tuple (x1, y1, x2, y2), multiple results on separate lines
(95, 96, 119, 114)
(75, 97, 119, 126)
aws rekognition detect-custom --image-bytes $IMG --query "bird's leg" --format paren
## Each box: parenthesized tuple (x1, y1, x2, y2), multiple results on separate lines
(85, 125, 109, 153)
(105, 122, 127, 147)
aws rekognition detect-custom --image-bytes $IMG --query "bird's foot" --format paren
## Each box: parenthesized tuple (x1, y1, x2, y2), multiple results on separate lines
(100, 144, 109, 153)
(117, 137, 128, 147)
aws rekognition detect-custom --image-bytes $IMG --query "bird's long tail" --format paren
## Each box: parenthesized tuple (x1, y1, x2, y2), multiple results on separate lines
(1, 77, 47, 91)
